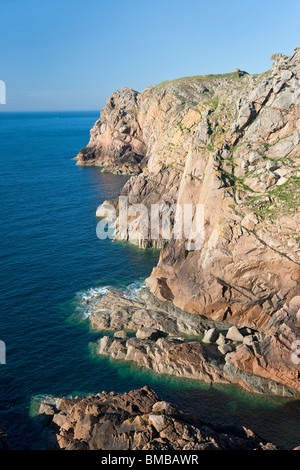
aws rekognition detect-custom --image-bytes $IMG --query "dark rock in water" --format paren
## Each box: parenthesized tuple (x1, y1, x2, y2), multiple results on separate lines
(38, 386, 280, 450)
(0, 428, 9, 450)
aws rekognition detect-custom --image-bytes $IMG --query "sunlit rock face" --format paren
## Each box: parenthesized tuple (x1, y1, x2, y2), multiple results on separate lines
(39, 386, 279, 450)
(78, 46, 300, 395)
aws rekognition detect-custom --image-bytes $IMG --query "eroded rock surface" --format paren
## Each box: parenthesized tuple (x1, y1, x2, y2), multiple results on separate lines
(75, 88, 147, 174)
(85, 289, 299, 397)
(229, 296, 300, 393)
(38, 386, 279, 450)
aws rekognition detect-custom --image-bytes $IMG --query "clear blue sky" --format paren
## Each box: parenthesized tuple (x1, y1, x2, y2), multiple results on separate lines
(1, 0, 299, 111)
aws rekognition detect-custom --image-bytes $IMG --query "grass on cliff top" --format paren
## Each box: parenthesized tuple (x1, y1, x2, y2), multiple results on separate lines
(154, 72, 245, 90)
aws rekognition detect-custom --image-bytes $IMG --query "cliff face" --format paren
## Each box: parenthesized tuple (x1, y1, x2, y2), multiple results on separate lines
(77, 46, 300, 395)
(75, 88, 147, 174)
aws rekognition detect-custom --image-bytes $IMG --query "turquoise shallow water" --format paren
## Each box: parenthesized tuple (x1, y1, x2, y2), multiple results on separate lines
(0, 111, 299, 449)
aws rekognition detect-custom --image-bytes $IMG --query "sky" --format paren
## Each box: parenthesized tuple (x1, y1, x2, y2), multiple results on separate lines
(1, 0, 299, 111)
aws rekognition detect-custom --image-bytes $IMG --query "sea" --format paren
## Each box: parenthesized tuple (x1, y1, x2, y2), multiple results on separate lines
(0, 111, 299, 449)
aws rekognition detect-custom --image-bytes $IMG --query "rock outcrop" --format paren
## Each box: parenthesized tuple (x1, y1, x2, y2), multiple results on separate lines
(77, 46, 300, 396)
(38, 386, 279, 450)
(75, 88, 147, 174)
(229, 296, 300, 393)
(83, 288, 298, 397)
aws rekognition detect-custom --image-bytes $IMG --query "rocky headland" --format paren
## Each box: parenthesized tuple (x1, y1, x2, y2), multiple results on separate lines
(75, 46, 300, 398)
(38, 386, 279, 450)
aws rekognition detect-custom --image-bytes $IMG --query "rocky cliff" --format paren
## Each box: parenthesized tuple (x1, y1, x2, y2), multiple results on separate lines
(75, 88, 147, 174)
(77, 46, 300, 395)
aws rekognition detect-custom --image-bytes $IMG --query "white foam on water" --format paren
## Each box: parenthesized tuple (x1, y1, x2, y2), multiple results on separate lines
(76, 286, 109, 301)
(122, 280, 146, 300)
(74, 280, 145, 319)
(75, 285, 110, 319)
(30, 393, 76, 416)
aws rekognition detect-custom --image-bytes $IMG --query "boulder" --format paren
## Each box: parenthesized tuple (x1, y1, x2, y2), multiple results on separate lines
(114, 330, 128, 339)
(243, 335, 254, 346)
(202, 328, 219, 344)
(38, 403, 56, 426)
(226, 326, 244, 342)
(136, 328, 166, 341)
(152, 401, 177, 415)
(218, 344, 234, 355)
(148, 414, 169, 432)
(108, 339, 127, 360)
(98, 336, 113, 354)
(216, 333, 226, 345)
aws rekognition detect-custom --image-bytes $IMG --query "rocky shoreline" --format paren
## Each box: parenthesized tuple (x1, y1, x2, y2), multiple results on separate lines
(39, 386, 281, 450)
(36, 284, 300, 449)
(84, 287, 299, 397)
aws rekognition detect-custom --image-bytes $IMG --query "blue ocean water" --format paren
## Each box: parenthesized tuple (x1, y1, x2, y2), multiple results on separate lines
(0, 111, 299, 449)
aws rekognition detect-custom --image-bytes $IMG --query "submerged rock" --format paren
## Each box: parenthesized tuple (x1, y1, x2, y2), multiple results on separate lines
(114, 330, 128, 339)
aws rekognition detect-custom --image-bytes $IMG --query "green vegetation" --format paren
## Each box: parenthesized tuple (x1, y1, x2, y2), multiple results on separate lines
(155, 72, 244, 90)
(175, 94, 198, 107)
(205, 96, 219, 111)
(243, 176, 300, 221)
(188, 171, 203, 181)
(174, 121, 191, 134)
(217, 167, 254, 198)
